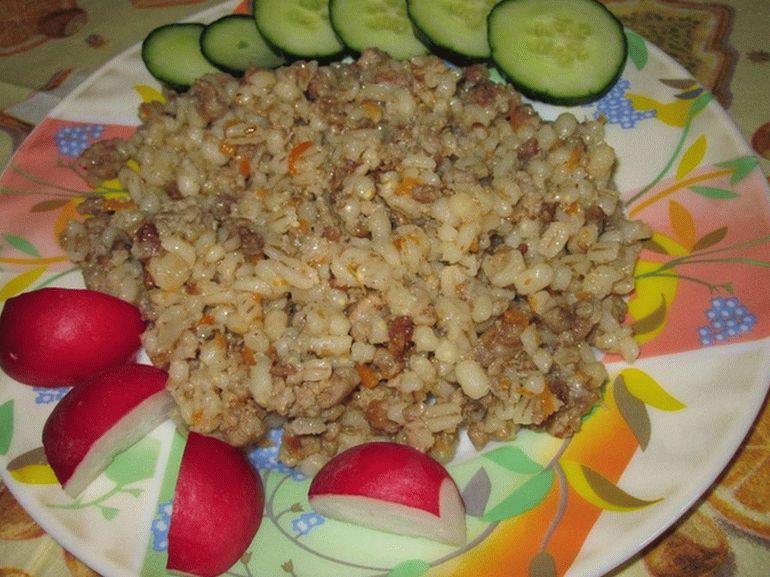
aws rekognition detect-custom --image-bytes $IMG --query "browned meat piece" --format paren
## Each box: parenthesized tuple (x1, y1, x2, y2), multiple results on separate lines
(371, 347, 402, 380)
(517, 137, 540, 161)
(387, 315, 414, 360)
(236, 223, 264, 260)
(189, 74, 233, 124)
(132, 222, 161, 261)
(77, 138, 129, 186)
(475, 304, 531, 368)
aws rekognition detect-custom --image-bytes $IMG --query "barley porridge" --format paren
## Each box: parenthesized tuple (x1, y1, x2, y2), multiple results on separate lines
(64, 49, 650, 473)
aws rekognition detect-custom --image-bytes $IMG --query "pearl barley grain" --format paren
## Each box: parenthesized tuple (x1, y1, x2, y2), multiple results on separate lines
(455, 359, 490, 400)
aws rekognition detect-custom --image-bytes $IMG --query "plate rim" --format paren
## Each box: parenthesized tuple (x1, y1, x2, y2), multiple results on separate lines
(0, 2, 768, 576)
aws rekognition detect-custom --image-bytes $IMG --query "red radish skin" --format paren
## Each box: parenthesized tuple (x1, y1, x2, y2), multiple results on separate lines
(0, 287, 145, 387)
(42, 363, 172, 497)
(167, 432, 264, 577)
(308, 442, 466, 546)
(310, 442, 446, 514)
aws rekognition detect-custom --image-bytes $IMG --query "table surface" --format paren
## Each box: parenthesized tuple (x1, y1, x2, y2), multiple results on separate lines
(0, 1, 768, 577)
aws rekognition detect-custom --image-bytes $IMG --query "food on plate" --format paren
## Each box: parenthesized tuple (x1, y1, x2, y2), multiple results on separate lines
(167, 431, 265, 577)
(42, 363, 173, 497)
(142, 23, 221, 91)
(407, 0, 500, 63)
(308, 441, 466, 545)
(0, 287, 145, 388)
(488, 0, 628, 105)
(64, 48, 649, 474)
(145, 0, 627, 105)
(329, 0, 429, 60)
(254, 0, 345, 61)
(200, 14, 285, 75)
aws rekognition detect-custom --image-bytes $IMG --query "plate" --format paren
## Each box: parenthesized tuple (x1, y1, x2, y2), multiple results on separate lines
(1, 2, 769, 577)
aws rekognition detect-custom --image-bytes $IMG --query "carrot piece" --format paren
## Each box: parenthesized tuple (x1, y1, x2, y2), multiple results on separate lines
(565, 146, 582, 170)
(502, 307, 530, 327)
(288, 141, 313, 176)
(356, 364, 380, 389)
(238, 156, 251, 177)
(394, 176, 423, 197)
(361, 100, 382, 123)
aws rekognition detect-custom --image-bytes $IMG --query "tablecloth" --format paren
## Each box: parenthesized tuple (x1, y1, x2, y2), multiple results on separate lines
(0, 1, 768, 576)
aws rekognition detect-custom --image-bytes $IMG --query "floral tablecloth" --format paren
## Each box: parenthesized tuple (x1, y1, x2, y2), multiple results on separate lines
(0, 1, 768, 577)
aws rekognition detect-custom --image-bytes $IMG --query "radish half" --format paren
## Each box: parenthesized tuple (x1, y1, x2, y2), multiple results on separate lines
(0, 287, 145, 387)
(167, 431, 265, 577)
(308, 441, 466, 546)
(42, 363, 172, 497)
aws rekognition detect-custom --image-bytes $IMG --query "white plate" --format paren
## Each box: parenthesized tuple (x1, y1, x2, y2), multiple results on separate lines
(1, 2, 768, 577)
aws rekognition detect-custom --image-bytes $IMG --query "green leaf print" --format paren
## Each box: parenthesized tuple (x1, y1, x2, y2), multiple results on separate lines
(0, 400, 13, 456)
(101, 506, 120, 521)
(625, 30, 647, 70)
(482, 468, 554, 522)
(483, 445, 544, 475)
(691, 186, 739, 200)
(105, 435, 161, 485)
(387, 560, 431, 577)
(2, 234, 40, 257)
(718, 155, 759, 184)
(687, 91, 713, 120)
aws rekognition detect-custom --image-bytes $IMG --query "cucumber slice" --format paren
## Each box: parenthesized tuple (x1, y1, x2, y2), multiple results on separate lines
(406, 0, 499, 63)
(142, 23, 221, 90)
(201, 15, 286, 74)
(330, 0, 429, 60)
(253, 0, 345, 60)
(488, 0, 628, 105)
